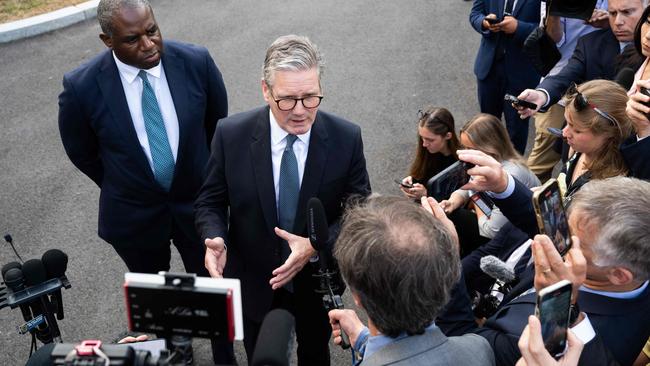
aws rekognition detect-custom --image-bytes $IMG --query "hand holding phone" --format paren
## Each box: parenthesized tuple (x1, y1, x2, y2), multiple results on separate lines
(486, 17, 501, 24)
(394, 178, 413, 189)
(535, 280, 572, 358)
(505, 94, 538, 111)
(518, 315, 584, 366)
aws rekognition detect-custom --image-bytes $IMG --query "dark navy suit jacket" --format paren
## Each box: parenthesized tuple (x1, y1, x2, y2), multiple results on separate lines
(58, 41, 227, 248)
(194, 106, 371, 322)
(469, 0, 541, 89)
(538, 29, 620, 106)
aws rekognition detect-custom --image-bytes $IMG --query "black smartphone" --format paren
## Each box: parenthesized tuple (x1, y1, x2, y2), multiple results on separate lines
(640, 87, 650, 115)
(426, 161, 474, 201)
(532, 179, 572, 256)
(505, 94, 538, 110)
(470, 192, 494, 217)
(535, 280, 572, 359)
(547, 127, 563, 138)
(485, 17, 501, 24)
(394, 179, 414, 189)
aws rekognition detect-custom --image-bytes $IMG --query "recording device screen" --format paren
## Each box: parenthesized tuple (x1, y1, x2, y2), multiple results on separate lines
(532, 180, 572, 256)
(426, 161, 473, 201)
(536, 280, 572, 358)
(123, 273, 243, 341)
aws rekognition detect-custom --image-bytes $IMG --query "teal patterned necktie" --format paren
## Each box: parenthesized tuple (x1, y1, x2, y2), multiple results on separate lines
(138, 70, 175, 191)
(277, 134, 299, 292)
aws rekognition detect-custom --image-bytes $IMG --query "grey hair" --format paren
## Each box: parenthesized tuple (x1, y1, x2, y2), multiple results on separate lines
(568, 177, 650, 280)
(262, 35, 324, 88)
(97, 0, 152, 36)
(334, 196, 460, 337)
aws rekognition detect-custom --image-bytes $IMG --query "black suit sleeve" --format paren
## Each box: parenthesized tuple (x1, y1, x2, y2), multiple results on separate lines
(538, 35, 588, 106)
(194, 122, 230, 242)
(58, 76, 104, 187)
(621, 134, 650, 180)
(203, 51, 228, 146)
(492, 178, 538, 238)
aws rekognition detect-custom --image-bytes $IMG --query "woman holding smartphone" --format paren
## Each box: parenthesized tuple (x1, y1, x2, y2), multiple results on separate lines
(560, 80, 632, 203)
(441, 114, 539, 246)
(400, 107, 460, 200)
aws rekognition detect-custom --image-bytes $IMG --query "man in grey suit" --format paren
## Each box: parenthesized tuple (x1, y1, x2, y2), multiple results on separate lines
(328, 196, 495, 366)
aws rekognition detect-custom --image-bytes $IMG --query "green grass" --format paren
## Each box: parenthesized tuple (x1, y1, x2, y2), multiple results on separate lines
(0, 0, 84, 23)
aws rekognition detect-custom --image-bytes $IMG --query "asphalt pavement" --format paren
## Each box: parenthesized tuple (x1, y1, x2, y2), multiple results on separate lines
(0, 0, 519, 364)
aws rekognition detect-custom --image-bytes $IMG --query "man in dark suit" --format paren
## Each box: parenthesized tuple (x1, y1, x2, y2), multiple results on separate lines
(516, 0, 646, 117)
(58, 0, 227, 274)
(58, 1, 231, 362)
(441, 150, 650, 366)
(469, 0, 541, 153)
(194, 35, 371, 365)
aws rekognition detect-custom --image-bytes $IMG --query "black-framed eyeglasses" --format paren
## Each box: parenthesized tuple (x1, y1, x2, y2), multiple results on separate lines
(566, 83, 621, 135)
(270, 90, 323, 111)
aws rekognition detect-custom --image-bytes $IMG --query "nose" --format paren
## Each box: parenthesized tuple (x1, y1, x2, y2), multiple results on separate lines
(614, 13, 624, 25)
(292, 99, 308, 115)
(140, 36, 155, 50)
(562, 125, 570, 138)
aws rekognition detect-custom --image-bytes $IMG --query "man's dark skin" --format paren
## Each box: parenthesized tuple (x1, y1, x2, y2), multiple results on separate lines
(99, 5, 163, 70)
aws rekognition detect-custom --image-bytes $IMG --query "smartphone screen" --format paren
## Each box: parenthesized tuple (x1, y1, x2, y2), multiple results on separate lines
(532, 180, 572, 256)
(470, 192, 493, 217)
(426, 161, 472, 201)
(536, 280, 572, 358)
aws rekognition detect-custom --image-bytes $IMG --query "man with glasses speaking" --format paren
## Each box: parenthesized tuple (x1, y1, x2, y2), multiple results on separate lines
(195, 35, 371, 365)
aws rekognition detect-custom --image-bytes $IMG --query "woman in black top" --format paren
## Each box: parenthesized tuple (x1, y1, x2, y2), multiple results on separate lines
(400, 107, 460, 200)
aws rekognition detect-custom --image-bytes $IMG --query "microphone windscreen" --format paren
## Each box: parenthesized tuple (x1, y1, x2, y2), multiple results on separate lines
(615, 67, 635, 90)
(251, 309, 295, 366)
(307, 197, 329, 251)
(4, 267, 26, 291)
(42, 249, 68, 278)
(479, 255, 516, 283)
(22, 259, 48, 287)
(2, 261, 22, 280)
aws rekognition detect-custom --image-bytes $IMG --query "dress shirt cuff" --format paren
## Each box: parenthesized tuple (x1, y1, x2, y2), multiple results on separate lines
(535, 88, 551, 108)
(570, 313, 596, 344)
(487, 174, 515, 199)
(353, 327, 370, 360)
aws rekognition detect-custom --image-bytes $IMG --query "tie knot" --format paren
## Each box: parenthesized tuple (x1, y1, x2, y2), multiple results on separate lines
(285, 134, 298, 149)
(138, 70, 149, 84)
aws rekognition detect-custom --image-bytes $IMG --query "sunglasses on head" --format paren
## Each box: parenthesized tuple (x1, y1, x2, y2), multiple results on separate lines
(417, 109, 451, 131)
(565, 83, 621, 135)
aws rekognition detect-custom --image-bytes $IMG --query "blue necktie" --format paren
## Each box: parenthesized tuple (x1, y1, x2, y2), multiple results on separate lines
(278, 134, 299, 292)
(139, 70, 175, 191)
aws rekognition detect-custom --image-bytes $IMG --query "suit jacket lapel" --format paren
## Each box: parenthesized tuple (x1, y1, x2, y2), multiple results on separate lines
(293, 113, 329, 234)
(512, 0, 527, 17)
(251, 108, 279, 234)
(96, 52, 154, 182)
(162, 49, 189, 169)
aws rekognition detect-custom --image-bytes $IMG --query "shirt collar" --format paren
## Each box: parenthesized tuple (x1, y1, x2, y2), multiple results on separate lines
(112, 51, 163, 84)
(269, 109, 311, 146)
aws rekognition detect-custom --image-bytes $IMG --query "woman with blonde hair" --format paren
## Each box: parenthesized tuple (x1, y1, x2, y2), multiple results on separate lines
(400, 107, 460, 200)
(441, 114, 540, 251)
(561, 79, 632, 201)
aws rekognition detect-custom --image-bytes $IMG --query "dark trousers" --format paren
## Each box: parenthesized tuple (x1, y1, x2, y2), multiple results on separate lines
(477, 58, 531, 154)
(112, 220, 235, 365)
(243, 282, 331, 366)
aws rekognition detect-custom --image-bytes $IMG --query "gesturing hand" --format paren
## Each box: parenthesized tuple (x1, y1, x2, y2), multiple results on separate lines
(205, 237, 227, 278)
(270, 227, 317, 290)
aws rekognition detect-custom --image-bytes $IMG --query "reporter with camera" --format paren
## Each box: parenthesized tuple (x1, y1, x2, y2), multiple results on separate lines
(328, 196, 494, 366)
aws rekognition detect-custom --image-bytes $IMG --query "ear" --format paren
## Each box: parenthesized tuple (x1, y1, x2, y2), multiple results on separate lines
(99, 33, 112, 49)
(351, 292, 362, 309)
(606, 266, 635, 286)
(261, 79, 271, 104)
(444, 132, 452, 140)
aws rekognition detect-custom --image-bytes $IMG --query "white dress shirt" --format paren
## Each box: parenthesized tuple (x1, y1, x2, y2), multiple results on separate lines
(269, 109, 310, 211)
(113, 53, 180, 173)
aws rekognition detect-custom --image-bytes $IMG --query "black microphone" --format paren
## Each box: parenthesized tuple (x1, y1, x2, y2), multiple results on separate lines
(42, 249, 68, 320)
(251, 309, 295, 366)
(615, 67, 635, 90)
(307, 197, 330, 270)
(3, 268, 34, 322)
(2, 261, 22, 279)
(22, 259, 54, 343)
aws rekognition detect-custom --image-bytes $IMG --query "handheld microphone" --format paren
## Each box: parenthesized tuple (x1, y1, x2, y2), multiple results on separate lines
(22, 259, 55, 343)
(479, 255, 516, 284)
(615, 67, 635, 90)
(3, 268, 34, 322)
(251, 309, 295, 366)
(42, 249, 68, 320)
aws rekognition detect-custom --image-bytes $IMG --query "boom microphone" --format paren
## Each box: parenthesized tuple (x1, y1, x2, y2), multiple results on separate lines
(480, 255, 516, 283)
(251, 309, 295, 366)
(42, 250, 68, 319)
